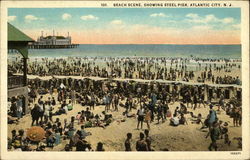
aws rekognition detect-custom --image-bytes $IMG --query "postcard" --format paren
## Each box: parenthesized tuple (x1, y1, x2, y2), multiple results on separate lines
(0, 0, 249, 160)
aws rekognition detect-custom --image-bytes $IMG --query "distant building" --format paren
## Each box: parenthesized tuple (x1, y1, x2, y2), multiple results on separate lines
(37, 31, 71, 45)
(29, 30, 78, 49)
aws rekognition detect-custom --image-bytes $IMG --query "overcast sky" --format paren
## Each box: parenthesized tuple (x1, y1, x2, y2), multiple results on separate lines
(8, 8, 241, 44)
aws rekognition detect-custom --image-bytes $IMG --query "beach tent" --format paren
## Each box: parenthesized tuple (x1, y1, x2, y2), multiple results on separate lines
(22, 74, 241, 90)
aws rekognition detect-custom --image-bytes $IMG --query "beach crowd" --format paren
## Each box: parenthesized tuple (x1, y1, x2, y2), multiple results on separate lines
(8, 57, 241, 85)
(8, 75, 242, 151)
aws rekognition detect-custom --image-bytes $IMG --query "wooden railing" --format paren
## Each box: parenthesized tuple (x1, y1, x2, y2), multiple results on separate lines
(8, 75, 24, 89)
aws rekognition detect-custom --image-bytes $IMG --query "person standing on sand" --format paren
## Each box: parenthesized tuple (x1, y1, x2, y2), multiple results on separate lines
(137, 105, 145, 130)
(232, 106, 241, 127)
(70, 89, 76, 105)
(90, 93, 95, 110)
(150, 92, 157, 107)
(208, 105, 217, 130)
(145, 108, 151, 130)
(16, 98, 23, 120)
(128, 96, 133, 111)
(193, 94, 198, 110)
(125, 133, 132, 151)
(162, 101, 169, 120)
(125, 98, 130, 115)
(148, 100, 155, 122)
(206, 122, 220, 151)
(44, 101, 51, 123)
(136, 132, 148, 151)
(104, 93, 110, 112)
(144, 129, 152, 151)
(31, 104, 40, 126)
(38, 100, 44, 123)
(198, 90, 206, 108)
(156, 103, 164, 124)
(114, 93, 119, 111)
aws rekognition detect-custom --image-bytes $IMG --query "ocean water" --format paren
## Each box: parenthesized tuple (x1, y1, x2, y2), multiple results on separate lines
(13, 44, 242, 59)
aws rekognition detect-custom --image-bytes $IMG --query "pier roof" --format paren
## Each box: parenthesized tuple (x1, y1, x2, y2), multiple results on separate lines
(44, 35, 66, 39)
(8, 23, 34, 58)
(8, 23, 34, 42)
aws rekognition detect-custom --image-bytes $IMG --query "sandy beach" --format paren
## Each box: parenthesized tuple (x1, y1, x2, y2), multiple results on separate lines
(7, 54, 243, 152)
(8, 92, 242, 151)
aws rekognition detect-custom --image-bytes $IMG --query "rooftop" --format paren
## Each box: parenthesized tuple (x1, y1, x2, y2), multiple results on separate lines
(44, 35, 67, 39)
(8, 23, 34, 42)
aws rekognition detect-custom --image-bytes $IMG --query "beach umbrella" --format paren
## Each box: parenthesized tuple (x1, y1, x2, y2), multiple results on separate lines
(26, 126, 46, 142)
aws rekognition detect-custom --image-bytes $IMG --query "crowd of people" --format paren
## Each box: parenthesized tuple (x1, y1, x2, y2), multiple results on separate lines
(8, 57, 241, 85)
(7, 54, 242, 151)
(7, 73, 242, 151)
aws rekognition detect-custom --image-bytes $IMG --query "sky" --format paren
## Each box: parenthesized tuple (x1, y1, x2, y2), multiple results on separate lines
(8, 8, 241, 44)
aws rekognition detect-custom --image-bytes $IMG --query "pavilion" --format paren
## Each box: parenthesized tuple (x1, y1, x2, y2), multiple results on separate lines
(8, 23, 34, 114)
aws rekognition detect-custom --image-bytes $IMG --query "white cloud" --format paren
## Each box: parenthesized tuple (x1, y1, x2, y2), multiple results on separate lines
(25, 15, 44, 22)
(186, 13, 234, 25)
(232, 24, 240, 29)
(62, 13, 71, 20)
(150, 13, 167, 17)
(80, 15, 98, 20)
(25, 15, 38, 21)
(186, 13, 199, 19)
(110, 20, 123, 25)
(205, 14, 218, 23)
(192, 25, 212, 30)
(8, 16, 16, 22)
(222, 17, 234, 24)
(186, 14, 218, 23)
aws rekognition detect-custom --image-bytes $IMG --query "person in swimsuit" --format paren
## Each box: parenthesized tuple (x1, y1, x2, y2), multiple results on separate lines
(144, 108, 151, 130)
(125, 133, 132, 151)
(137, 106, 145, 130)
(144, 129, 152, 151)
(136, 132, 148, 151)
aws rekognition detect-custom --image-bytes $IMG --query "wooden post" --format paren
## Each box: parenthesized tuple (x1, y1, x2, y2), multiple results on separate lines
(204, 85, 208, 102)
(23, 58, 27, 86)
(24, 92, 29, 114)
